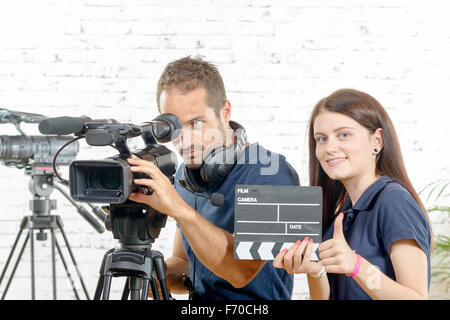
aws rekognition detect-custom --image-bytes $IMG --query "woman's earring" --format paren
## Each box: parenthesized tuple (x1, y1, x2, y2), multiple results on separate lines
(373, 148, 378, 155)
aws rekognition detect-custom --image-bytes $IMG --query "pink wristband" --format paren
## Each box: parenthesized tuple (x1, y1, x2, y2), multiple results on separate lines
(346, 251, 361, 277)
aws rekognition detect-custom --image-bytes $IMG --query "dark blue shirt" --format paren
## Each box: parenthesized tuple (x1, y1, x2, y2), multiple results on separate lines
(174, 143, 300, 300)
(323, 175, 431, 300)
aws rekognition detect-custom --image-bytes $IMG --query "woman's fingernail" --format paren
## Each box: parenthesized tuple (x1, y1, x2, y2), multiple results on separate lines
(295, 240, 301, 245)
(304, 237, 309, 242)
(281, 248, 288, 254)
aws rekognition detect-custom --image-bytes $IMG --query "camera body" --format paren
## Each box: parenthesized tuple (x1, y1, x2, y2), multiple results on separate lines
(69, 144, 176, 204)
(65, 116, 179, 205)
(0, 108, 79, 169)
(0, 135, 79, 169)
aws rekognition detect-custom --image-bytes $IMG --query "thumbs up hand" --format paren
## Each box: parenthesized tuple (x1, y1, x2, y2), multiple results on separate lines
(332, 211, 346, 240)
(318, 213, 358, 274)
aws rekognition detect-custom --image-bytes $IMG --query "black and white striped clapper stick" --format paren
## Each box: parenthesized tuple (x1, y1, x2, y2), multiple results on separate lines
(234, 185, 322, 261)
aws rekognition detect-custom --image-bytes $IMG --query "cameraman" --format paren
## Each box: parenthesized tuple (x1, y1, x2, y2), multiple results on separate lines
(127, 56, 299, 300)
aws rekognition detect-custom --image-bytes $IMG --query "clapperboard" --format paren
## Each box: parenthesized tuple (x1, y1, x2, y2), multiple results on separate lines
(234, 185, 322, 261)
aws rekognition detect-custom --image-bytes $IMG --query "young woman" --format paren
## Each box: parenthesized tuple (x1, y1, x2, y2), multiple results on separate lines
(274, 89, 432, 300)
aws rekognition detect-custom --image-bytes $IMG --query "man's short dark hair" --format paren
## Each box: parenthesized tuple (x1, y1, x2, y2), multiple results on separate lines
(156, 55, 227, 117)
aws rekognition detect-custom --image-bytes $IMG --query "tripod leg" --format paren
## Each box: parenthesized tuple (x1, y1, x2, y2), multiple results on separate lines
(102, 275, 112, 300)
(141, 278, 150, 300)
(150, 278, 160, 300)
(94, 275, 104, 300)
(54, 238, 80, 300)
(159, 280, 170, 300)
(121, 278, 130, 300)
(1, 233, 29, 300)
(29, 228, 35, 300)
(55, 218, 90, 300)
(0, 224, 25, 286)
(129, 277, 141, 300)
(94, 249, 115, 300)
(50, 229, 57, 300)
(152, 252, 170, 300)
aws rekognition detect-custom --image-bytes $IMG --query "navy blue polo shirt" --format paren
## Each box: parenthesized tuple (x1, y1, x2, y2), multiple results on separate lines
(174, 143, 300, 300)
(323, 175, 431, 300)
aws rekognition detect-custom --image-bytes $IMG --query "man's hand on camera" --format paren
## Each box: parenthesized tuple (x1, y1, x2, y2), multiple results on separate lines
(127, 155, 190, 219)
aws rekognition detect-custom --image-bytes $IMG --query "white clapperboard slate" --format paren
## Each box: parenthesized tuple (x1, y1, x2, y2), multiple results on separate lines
(234, 185, 322, 261)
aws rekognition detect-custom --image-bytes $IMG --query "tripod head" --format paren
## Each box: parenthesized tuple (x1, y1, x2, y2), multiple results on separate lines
(104, 201, 167, 248)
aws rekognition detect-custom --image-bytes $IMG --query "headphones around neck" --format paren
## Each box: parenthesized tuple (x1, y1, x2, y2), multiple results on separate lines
(180, 120, 247, 194)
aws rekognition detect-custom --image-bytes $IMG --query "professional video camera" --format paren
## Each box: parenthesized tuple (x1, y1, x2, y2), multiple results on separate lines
(39, 113, 181, 300)
(0, 108, 105, 300)
(0, 108, 104, 232)
(39, 113, 180, 204)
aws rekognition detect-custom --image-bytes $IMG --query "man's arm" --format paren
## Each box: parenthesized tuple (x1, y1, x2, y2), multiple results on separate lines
(127, 156, 266, 288)
(165, 228, 190, 294)
(176, 203, 266, 288)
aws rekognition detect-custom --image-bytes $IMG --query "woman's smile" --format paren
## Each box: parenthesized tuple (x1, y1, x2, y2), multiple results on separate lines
(326, 156, 348, 167)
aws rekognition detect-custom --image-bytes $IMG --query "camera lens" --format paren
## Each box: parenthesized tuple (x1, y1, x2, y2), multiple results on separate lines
(93, 167, 121, 190)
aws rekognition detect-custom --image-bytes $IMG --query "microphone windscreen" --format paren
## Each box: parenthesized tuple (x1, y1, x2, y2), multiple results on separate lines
(210, 192, 225, 207)
(39, 116, 85, 135)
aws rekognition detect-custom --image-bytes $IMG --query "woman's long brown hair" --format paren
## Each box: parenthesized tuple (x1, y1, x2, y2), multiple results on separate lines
(308, 89, 432, 237)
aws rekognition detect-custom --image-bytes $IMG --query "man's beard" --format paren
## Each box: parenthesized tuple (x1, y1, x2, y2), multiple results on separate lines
(180, 123, 227, 170)
(181, 143, 205, 169)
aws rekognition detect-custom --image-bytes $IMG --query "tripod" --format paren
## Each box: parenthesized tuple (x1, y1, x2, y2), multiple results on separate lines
(0, 170, 90, 300)
(93, 202, 171, 300)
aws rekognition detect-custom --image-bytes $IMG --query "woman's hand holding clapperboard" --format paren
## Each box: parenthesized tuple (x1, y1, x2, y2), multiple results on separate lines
(273, 237, 323, 275)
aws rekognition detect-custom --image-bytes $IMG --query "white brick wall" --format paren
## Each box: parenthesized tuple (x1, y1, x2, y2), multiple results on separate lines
(0, 0, 449, 300)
